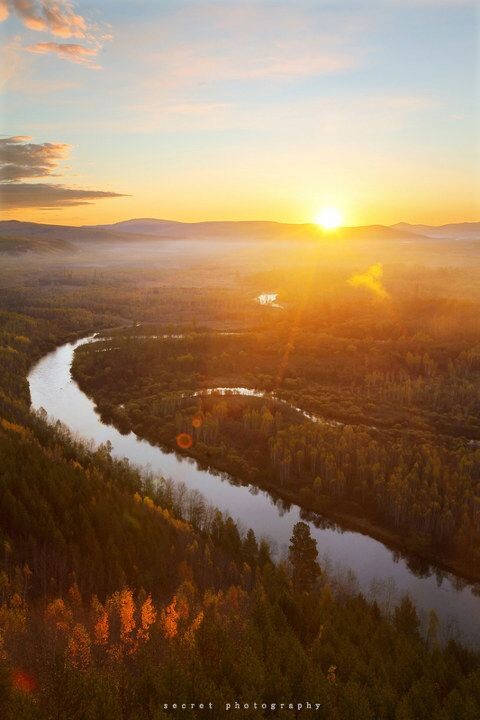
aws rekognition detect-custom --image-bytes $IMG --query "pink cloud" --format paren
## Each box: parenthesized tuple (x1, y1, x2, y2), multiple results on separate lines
(40, 0, 87, 38)
(1, 1, 110, 68)
(0, 0, 8, 22)
(148, 44, 357, 90)
(10, 0, 87, 38)
(27, 41, 99, 67)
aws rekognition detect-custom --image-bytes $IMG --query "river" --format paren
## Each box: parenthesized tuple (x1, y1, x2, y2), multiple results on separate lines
(28, 336, 480, 646)
(256, 293, 283, 308)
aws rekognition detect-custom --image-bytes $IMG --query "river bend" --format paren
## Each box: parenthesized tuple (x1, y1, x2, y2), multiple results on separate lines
(28, 336, 480, 646)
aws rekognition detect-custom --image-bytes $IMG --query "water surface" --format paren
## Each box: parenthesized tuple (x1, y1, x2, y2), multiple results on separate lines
(256, 293, 283, 308)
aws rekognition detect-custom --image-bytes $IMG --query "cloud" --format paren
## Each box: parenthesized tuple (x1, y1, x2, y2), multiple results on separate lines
(0, 35, 24, 90)
(0, 182, 126, 208)
(136, 4, 364, 93)
(125, 90, 435, 137)
(26, 41, 99, 67)
(0, 135, 69, 180)
(348, 263, 389, 298)
(9, 0, 87, 38)
(1, 1, 109, 68)
(148, 45, 357, 90)
(0, 135, 126, 208)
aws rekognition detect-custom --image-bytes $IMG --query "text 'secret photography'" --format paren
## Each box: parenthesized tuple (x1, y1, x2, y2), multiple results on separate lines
(0, 0, 479, 718)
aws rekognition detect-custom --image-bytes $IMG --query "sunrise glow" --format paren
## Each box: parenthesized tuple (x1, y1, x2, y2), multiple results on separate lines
(315, 207, 343, 231)
(0, 2, 476, 226)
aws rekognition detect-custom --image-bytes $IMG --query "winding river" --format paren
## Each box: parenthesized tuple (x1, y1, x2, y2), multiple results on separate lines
(28, 336, 480, 646)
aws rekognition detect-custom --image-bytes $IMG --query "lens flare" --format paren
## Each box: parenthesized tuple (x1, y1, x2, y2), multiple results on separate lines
(348, 263, 389, 299)
(192, 414, 203, 428)
(12, 669, 37, 693)
(176, 432, 193, 449)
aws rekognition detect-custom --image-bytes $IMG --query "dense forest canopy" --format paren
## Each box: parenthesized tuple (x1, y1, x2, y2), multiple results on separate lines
(0, 251, 479, 717)
(71, 292, 480, 582)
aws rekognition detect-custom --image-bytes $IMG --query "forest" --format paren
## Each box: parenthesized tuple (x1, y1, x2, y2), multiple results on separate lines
(0, 260, 479, 718)
(71, 294, 480, 581)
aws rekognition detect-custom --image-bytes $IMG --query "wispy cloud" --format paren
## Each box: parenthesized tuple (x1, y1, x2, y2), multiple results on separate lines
(27, 41, 99, 67)
(9, 0, 87, 38)
(348, 263, 389, 298)
(148, 46, 357, 89)
(0, 35, 24, 90)
(125, 91, 436, 137)
(1, 1, 110, 68)
(0, 135, 126, 208)
(0, 182, 125, 208)
(135, 3, 365, 94)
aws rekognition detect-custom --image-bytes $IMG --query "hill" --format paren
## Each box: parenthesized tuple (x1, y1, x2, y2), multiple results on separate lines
(0, 220, 141, 245)
(91, 217, 426, 242)
(393, 221, 480, 240)
(0, 218, 430, 244)
(0, 234, 74, 255)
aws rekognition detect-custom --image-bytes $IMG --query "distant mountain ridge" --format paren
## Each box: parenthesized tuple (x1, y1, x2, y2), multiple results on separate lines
(87, 218, 426, 242)
(393, 222, 480, 240)
(1, 217, 478, 254)
(1, 218, 422, 244)
(90, 218, 183, 234)
(0, 220, 139, 244)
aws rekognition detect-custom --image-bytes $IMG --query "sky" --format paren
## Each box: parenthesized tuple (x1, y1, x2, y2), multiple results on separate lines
(0, 0, 478, 226)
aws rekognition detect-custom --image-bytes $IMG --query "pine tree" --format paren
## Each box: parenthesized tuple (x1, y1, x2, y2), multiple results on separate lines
(289, 522, 321, 593)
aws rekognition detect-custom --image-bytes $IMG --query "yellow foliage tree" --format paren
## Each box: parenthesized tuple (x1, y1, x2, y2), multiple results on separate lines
(67, 623, 91, 670)
(159, 597, 179, 640)
(138, 595, 157, 642)
(45, 598, 72, 632)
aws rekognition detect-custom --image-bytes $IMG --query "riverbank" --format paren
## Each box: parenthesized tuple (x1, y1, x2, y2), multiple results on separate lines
(149, 441, 480, 585)
(71, 363, 480, 587)
(268, 484, 480, 587)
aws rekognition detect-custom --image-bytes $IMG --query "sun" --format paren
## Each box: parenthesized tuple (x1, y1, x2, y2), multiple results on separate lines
(315, 207, 343, 231)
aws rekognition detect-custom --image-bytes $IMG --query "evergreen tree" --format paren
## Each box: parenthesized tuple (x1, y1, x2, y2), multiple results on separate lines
(288, 522, 321, 593)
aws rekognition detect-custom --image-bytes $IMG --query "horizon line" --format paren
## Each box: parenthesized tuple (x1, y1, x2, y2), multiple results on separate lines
(1, 217, 479, 230)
